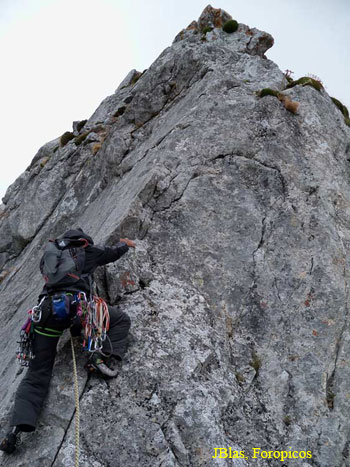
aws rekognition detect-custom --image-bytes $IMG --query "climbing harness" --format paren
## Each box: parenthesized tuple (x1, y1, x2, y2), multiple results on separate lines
(75, 293, 110, 353)
(16, 293, 110, 365)
(70, 333, 80, 467)
(16, 297, 45, 366)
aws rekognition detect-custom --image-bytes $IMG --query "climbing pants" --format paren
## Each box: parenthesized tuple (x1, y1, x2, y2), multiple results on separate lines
(11, 299, 131, 432)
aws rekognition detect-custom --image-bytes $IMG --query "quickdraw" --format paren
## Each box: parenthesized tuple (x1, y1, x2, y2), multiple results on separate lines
(16, 297, 45, 366)
(16, 294, 110, 365)
(74, 293, 110, 353)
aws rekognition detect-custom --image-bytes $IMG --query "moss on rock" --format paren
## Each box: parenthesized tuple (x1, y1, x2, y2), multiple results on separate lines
(222, 19, 238, 33)
(60, 131, 75, 147)
(331, 97, 349, 119)
(286, 76, 323, 92)
(259, 88, 279, 98)
(74, 131, 90, 146)
(330, 97, 350, 127)
(202, 26, 213, 34)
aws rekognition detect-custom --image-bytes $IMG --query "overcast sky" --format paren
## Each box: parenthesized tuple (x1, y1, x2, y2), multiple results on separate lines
(1, 0, 349, 200)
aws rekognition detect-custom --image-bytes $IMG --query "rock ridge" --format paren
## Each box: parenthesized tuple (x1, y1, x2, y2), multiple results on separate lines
(1, 5, 350, 467)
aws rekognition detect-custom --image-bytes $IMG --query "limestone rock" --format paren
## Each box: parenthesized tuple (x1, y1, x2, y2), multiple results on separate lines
(0, 5, 349, 467)
(115, 69, 143, 92)
(197, 4, 233, 30)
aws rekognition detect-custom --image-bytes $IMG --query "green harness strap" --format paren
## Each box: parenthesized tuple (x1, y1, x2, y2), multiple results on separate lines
(34, 326, 63, 338)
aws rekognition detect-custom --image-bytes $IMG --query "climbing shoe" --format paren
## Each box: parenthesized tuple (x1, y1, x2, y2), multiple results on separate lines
(85, 352, 119, 378)
(0, 430, 20, 454)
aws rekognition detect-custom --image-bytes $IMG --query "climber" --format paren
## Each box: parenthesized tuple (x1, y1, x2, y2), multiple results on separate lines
(0, 228, 136, 454)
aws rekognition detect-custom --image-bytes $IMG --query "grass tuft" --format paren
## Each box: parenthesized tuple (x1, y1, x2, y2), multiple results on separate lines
(92, 143, 102, 155)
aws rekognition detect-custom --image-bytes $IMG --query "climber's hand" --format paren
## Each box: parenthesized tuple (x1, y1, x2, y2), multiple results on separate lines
(120, 238, 136, 248)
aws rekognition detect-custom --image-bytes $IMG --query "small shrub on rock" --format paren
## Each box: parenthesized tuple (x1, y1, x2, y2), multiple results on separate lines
(60, 131, 75, 147)
(74, 131, 90, 146)
(222, 19, 238, 33)
(202, 26, 213, 34)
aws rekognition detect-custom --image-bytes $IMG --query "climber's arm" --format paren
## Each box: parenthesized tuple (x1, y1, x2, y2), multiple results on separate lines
(94, 239, 135, 267)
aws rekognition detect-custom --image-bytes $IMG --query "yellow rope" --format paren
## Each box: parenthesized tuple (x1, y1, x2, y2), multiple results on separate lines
(70, 334, 80, 467)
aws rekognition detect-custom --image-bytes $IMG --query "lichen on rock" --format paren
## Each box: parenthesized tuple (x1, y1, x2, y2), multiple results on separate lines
(0, 5, 349, 467)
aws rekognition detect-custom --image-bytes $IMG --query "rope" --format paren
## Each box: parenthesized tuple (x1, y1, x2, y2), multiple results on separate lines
(70, 334, 80, 467)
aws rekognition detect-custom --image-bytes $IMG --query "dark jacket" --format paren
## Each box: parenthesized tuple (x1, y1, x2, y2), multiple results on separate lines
(40, 229, 129, 296)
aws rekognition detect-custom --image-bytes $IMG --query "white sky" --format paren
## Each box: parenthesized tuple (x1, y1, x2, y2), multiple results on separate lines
(1, 0, 349, 200)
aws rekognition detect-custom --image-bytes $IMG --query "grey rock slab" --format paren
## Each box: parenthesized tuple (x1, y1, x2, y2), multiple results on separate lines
(115, 68, 142, 92)
(1, 5, 350, 467)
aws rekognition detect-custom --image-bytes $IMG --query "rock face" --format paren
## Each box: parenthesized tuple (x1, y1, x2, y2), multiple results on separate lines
(1, 5, 350, 467)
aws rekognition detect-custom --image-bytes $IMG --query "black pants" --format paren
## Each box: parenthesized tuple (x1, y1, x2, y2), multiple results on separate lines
(11, 299, 131, 432)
